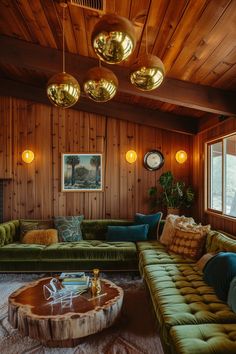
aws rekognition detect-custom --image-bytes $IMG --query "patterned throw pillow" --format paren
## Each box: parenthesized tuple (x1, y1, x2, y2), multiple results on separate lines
(168, 228, 208, 260)
(54, 215, 84, 242)
(22, 229, 58, 245)
(160, 215, 195, 246)
(20, 219, 54, 241)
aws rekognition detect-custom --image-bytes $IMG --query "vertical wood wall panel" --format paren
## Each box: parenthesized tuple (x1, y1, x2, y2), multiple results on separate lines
(193, 117, 236, 233)
(0, 97, 12, 178)
(2, 97, 193, 221)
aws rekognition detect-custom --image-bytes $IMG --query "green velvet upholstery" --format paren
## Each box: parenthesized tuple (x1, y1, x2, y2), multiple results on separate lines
(1, 218, 236, 354)
(0, 219, 138, 272)
(143, 262, 236, 345)
(0, 242, 46, 259)
(0, 220, 20, 245)
(41, 240, 137, 261)
(139, 249, 194, 275)
(136, 240, 167, 252)
(137, 241, 194, 276)
(206, 231, 236, 253)
(170, 323, 236, 354)
(81, 219, 133, 240)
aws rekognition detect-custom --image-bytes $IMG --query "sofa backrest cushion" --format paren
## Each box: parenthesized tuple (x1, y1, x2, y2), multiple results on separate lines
(81, 220, 133, 240)
(0, 220, 20, 246)
(107, 224, 149, 242)
(206, 231, 236, 253)
(134, 212, 162, 240)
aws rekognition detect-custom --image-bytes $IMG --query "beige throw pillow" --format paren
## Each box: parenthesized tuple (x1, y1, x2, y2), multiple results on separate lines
(160, 214, 195, 246)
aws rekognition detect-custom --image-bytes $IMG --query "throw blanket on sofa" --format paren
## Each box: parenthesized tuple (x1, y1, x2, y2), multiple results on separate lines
(203, 252, 236, 301)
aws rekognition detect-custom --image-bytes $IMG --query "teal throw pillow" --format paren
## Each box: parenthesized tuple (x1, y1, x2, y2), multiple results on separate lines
(134, 212, 162, 240)
(203, 252, 236, 301)
(228, 276, 236, 313)
(107, 224, 149, 242)
(54, 215, 84, 242)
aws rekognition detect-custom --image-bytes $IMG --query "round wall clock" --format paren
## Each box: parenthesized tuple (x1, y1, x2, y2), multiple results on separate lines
(144, 150, 164, 171)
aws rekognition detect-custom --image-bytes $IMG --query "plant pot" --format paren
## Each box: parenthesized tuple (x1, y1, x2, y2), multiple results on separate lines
(167, 207, 180, 216)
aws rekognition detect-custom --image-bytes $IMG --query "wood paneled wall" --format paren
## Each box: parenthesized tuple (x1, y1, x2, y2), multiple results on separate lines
(193, 118, 236, 233)
(0, 97, 12, 178)
(1, 97, 193, 221)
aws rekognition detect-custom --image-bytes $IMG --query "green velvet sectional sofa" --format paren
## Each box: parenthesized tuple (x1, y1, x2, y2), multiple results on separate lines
(1, 218, 236, 354)
(0, 219, 140, 271)
(138, 231, 236, 354)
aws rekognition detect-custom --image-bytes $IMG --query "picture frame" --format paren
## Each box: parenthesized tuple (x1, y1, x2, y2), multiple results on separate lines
(61, 153, 103, 192)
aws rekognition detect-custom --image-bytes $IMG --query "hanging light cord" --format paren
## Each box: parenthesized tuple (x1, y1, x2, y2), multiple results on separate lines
(62, 5, 65, 73)
(145, 24, 148, 55)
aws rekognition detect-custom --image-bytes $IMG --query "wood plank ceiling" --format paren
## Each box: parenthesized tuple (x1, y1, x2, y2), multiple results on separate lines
(0, 0, 235, 133)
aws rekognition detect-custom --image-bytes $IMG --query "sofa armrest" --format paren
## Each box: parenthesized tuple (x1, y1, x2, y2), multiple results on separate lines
(0, 220, 20, 245)
(0, 226, 6, 247)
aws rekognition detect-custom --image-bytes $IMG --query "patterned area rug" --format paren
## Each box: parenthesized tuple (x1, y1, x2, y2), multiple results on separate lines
(0, 273, 164, 354)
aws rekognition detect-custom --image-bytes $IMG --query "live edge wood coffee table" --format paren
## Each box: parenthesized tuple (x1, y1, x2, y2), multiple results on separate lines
(8, 277, 124, 347)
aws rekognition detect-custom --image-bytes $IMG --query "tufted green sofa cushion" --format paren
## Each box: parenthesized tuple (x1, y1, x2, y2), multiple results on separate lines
(139, 249, 194, 275)
(41, 240, 137, 261)
(170, 323, 236, 354)
(137, 241, 194, 275)
(143, 262, 236, 343)
(136, 240, 166, 252)
(0, 242, 46, 259)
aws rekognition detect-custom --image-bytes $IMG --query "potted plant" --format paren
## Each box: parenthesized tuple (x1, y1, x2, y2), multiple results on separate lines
(148, 171, 194, 215)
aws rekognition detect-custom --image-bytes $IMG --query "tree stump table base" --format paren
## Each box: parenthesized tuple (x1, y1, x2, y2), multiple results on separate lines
(8, 277, 124, 347)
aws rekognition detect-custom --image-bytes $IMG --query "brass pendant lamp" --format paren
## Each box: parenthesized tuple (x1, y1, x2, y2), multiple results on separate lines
(83, 64, 118, 102)
(47, 3, 80, 108)
(130, 25, 165, 91)
(91, 14, 137, 64)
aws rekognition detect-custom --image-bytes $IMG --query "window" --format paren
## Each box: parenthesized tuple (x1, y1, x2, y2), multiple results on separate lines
(207, 133, 236, 218)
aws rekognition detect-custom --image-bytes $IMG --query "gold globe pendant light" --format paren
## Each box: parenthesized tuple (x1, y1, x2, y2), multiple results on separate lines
(83, 65, 118, 102)
(91, 14, 137, 64)
(47, 3, 80, 108)
(130, 54, 165, 91)
(130, 26, 165, 91)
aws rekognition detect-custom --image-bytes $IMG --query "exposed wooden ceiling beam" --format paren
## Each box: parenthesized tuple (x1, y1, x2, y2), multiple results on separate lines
(0, 35, 235, 116)
(0, 78, 198, 135)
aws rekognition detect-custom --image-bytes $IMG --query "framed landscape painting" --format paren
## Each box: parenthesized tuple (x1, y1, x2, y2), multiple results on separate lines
(62, 153, 103, 192)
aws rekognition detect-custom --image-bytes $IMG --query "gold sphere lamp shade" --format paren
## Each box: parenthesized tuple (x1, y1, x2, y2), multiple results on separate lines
(83, 67, 118, 102)
(47, 72, 80, 108)
(22, 150, 34, 164)
(130, 54, 165, 91)
(92, 14, 137, 64)
(126, 150, 137, 164)
(175, 150, 188, 164)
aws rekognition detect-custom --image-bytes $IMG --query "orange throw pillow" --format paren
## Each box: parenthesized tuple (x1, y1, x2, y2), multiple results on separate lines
(22, 229, 58, 245)
(168, 228, 207, 260)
